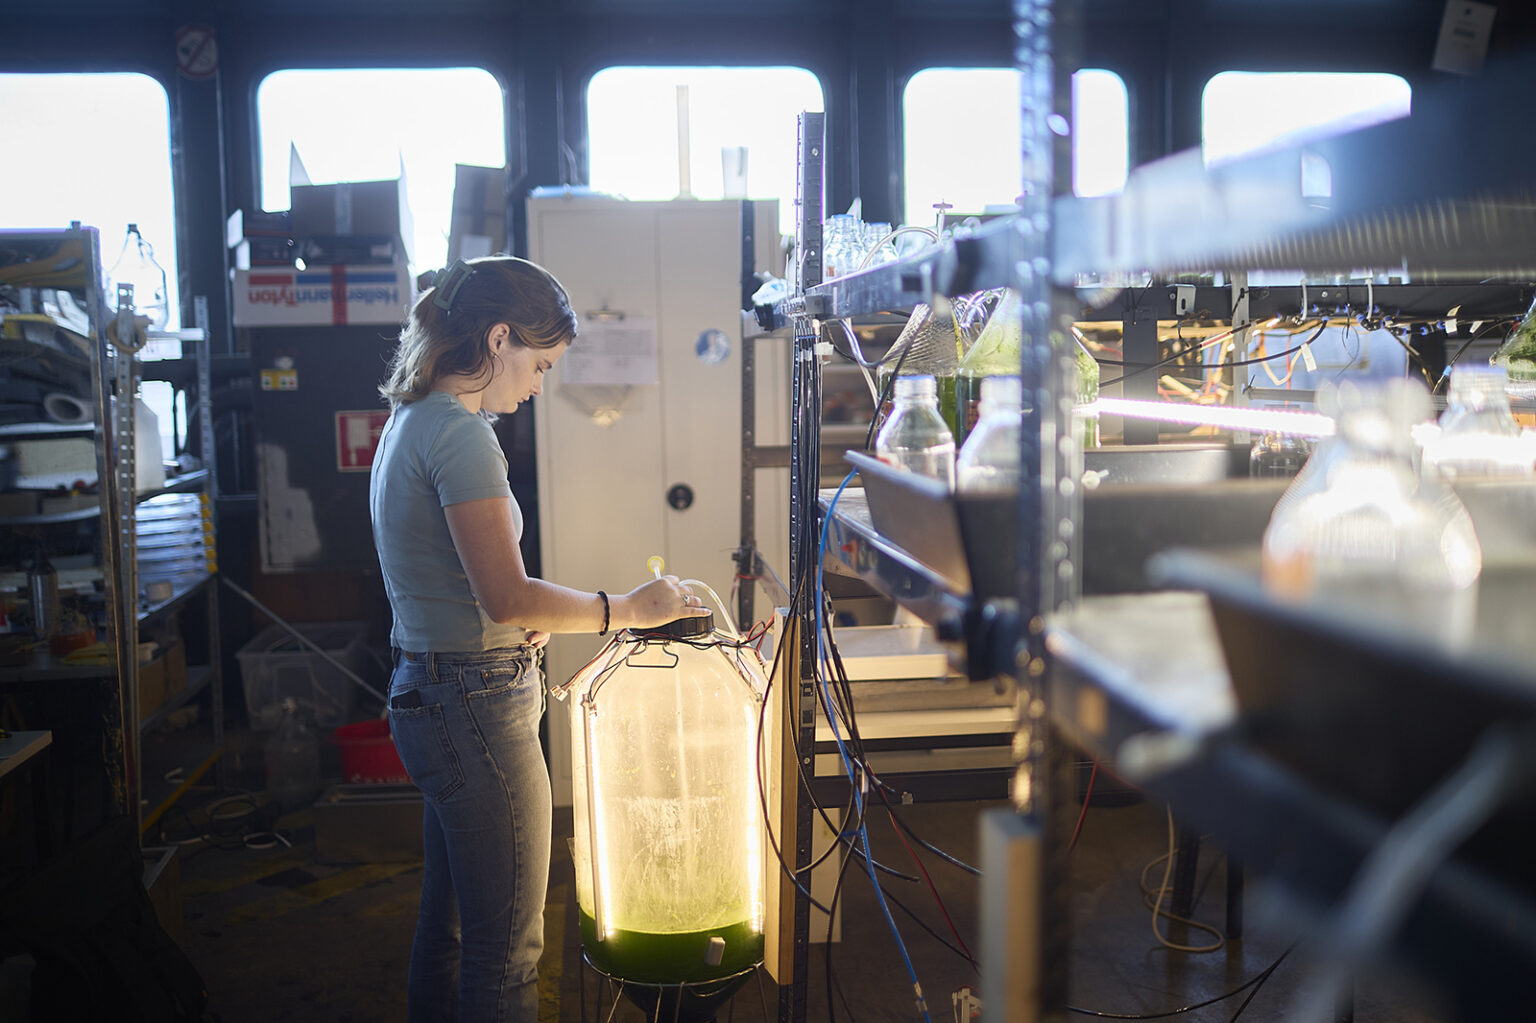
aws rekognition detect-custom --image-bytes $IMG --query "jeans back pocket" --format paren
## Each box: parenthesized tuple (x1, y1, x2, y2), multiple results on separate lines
(389, 703, 465, 802)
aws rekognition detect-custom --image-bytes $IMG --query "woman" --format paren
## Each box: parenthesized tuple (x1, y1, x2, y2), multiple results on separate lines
(369, 255, 708, 1022)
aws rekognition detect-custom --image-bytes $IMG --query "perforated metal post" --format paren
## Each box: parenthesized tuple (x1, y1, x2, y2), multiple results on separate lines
(980, 1, 1079, 1021)
(777, 109, 825, 1023)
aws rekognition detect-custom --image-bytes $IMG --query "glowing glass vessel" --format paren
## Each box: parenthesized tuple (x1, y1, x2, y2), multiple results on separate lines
(562, 611, 768, 1010)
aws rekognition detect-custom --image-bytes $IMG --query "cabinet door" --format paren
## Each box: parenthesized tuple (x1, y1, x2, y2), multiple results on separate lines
(656, 203, 749, 592)
(530, 197, 772, 806)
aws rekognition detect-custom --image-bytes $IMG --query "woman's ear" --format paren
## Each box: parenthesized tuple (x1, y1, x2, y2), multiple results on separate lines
(486, 322, 510, 352)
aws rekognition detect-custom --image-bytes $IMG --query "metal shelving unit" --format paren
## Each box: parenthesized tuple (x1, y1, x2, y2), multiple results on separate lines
(0, 229, 223, 843)
(1036, 31, 1536, 1023)
(767, 30, 1079, 1004)
(0, 226, 137, 830)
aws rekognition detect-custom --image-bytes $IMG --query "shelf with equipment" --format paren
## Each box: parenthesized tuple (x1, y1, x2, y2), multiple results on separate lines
(1033, 33, 1536, 1023)
(0, 226, 140, 838)
(0, 228, 224, 845)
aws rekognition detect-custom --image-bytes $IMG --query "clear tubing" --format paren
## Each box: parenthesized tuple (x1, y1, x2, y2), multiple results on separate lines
(682, 578, 740, 638)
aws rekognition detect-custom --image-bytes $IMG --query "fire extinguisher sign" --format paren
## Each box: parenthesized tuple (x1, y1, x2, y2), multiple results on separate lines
(335, 410, 390, 472)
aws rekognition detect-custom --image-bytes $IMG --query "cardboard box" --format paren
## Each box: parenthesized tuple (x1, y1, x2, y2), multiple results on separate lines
(232, 235, 297, 270)
(314, 784, 424, 864)
(138, 639, 185, 722)
(447, 164, 507, 262)
(232, 262, 414, 327)
(226, 208, 293, 250)
(297, 234, 403, 266)
(290, 178, 414, 262)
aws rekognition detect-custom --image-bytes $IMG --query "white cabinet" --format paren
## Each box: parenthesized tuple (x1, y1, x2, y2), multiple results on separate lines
(528, 196, 785, 805)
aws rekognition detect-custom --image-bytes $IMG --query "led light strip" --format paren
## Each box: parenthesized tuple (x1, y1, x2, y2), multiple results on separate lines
(1085, 397, 1336, 437)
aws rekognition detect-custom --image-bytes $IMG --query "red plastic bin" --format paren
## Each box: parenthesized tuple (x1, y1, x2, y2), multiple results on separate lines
(331, 719, 410, 784)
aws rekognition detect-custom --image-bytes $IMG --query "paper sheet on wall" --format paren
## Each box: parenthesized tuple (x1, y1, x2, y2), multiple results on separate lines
(559, 317, 659, 386)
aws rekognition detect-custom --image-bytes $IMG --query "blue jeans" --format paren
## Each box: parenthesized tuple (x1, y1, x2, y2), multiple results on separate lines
(388, 648, 550, 1023)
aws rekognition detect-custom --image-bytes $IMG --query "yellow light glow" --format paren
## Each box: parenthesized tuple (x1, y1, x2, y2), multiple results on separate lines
(583, 702, 614, 942)
(746, 701, 764, 933)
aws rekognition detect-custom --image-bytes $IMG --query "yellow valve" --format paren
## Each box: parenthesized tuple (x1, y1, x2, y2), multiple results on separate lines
(646, 555, 665, 579)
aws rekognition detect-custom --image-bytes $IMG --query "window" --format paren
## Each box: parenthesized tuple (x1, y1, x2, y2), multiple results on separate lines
(902, 67, 1129, 229)
(257, 67, 505, 275)
(0, 72, 180, 331)
(1201, 71, 1411, 166)
(586, 66, 825, 236)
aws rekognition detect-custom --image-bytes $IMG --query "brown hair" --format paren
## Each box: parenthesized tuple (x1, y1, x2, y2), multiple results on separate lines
(380, 255, 578, 409)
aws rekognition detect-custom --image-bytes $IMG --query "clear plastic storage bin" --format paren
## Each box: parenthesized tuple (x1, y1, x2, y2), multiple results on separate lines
(237, 622, 367, 730)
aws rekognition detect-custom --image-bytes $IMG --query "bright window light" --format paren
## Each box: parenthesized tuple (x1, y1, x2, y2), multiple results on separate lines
(0, 72, 181, 331)
(257, 67, 505, 275)
(902, 67, 1129, 229)
(586, 66, 825, 236)
(1202, 72, 1411, 166)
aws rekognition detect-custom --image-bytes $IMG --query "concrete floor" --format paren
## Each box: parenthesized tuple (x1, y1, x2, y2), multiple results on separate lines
(158, 743, 1455, 1023)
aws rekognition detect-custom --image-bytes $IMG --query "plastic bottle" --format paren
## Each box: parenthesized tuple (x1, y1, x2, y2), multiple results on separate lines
(265, 698, 321, 812)
(861, 222, 899, 267)
(875, 375, 956, 488)
(822, 214, 860, 280)
(106, 223, 169, 329)
(1262, 378, 1482, 648)
(1420, 364, 1536, 479)
(27, 550, 59, 640)
(957, 375, 1021, 492)
(876, 302, 964, 431)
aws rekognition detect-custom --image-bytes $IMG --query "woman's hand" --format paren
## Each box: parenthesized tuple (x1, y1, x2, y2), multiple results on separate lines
(525, 631, 551, 649)
(614, 574, 712, 630)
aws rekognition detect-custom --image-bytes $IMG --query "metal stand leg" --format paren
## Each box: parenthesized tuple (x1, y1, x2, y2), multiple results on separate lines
(1226, 856, 1244, 940)
(1170, 819, 1201, 920)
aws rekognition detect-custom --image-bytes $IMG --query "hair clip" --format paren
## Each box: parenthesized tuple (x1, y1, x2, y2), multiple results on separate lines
(432, 259, 474, 313)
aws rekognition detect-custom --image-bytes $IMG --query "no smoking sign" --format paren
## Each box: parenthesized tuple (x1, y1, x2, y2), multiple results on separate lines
(175, 25, 218, 80)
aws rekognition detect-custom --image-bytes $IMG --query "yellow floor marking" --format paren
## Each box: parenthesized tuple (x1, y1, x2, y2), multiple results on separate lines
(140, 748, 223, 835)
(227, 862, 418, 924)
(539, 882, 568, 1023)
(180, 849, 309, 896)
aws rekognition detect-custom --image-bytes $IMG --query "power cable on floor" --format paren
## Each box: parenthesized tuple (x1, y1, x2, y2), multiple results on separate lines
(1066, 941, 1297, 1020)
(1145, 807, 1225, 953)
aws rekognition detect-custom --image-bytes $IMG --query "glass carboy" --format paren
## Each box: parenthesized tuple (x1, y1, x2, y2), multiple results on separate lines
(562, 612, 769, 994)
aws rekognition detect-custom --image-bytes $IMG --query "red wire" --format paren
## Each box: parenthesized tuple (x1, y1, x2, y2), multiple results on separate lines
(886, 808, 975, 965)
(1068, 760, 1099, 853)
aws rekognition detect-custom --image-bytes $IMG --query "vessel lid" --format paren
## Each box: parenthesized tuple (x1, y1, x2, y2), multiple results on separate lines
(631, 610, 715, 641)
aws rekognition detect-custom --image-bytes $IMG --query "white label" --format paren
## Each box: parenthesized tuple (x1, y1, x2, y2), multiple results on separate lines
(559, 317, 659, 387)
(1432, 1, 1497, 75)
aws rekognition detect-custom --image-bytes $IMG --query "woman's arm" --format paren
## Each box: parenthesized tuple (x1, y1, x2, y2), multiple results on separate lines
(443, 495, 705, 633)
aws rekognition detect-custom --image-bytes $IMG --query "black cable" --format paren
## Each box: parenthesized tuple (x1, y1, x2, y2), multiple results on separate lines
(1224, 942, 1296, 1021)
(1438, 317, 1517, 393)
(1379, 321, 1438, 389)
(863, 338, 914, 450)
(1066, 942, 1296, 1020)
(878, 801, 982, 877)
(826, 826, 859, 1023)
(877, 878, 977, 970)
(1099, 320, 1328, 389)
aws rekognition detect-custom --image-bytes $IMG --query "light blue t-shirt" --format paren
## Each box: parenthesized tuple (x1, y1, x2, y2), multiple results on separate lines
(370, 391, 527, 652)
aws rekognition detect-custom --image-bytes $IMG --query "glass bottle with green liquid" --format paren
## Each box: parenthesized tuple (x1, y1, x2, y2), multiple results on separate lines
(955, 289, 1024, 446)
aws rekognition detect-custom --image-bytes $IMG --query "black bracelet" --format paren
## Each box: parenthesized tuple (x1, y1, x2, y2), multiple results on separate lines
(597, 590, 610, 636)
